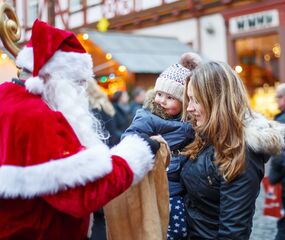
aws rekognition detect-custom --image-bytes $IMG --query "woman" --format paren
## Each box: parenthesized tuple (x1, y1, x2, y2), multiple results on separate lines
(87, 80, 117, 147)
(181, 61, 285, 240)
(87, 80, 116, 240)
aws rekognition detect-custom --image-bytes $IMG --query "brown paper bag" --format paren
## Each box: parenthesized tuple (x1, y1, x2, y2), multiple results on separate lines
(104, 138, 170, 240)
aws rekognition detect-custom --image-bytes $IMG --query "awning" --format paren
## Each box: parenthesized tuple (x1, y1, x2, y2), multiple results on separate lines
(83, 30, 197, 74)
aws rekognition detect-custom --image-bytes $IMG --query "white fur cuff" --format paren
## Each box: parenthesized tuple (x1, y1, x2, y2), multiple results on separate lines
(0, 144, 113, 198)
(110, 135, 155, 185)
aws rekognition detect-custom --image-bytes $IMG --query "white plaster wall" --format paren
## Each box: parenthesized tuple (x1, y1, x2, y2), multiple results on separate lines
(200, 14, 227, 62)
(14, 0, 23, 24)
(164, 0, 178, 3)
(69, 12, 84, 29)
(132, 19, 199, 50)
(140, 0, 162, 10)
(87, 5, 103, 23)
(14, 0, 25, 42)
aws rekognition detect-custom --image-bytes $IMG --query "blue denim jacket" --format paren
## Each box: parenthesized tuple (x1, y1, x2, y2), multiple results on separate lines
(167, 154, 188, 196)
(122, 107, 194, 197)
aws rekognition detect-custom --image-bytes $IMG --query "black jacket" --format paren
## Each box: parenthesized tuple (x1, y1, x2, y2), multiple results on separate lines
(112, 103, 131, 145)
(181, 113, 285, 240)
(269, 110, 285, 209)
(91, 108, 117, 147)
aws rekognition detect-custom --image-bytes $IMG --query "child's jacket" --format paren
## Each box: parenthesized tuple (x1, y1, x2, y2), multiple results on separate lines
(123, 91, 194, 196)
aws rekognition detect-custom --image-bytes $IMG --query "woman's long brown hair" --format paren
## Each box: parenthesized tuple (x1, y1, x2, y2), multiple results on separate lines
(182, 61, 252, 182)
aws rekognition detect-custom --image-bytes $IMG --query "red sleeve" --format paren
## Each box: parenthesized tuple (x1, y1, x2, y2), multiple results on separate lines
(43, 155, 133, 218)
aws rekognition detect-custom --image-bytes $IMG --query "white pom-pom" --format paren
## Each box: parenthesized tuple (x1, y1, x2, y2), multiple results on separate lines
(25, 76, 44, 95)
(179, 52, 202, 71)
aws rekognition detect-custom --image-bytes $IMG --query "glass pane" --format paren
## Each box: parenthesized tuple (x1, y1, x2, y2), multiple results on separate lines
(70, 0, 82, 11)
(235, 34, 281, 118)
(87, 0, 102, 5)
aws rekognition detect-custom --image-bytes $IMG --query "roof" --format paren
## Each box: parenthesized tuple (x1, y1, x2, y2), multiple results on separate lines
(83, 30, 196, 74)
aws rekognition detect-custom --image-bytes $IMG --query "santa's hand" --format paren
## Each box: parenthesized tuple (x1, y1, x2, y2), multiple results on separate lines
(111, 135, 156, 184)
(136, 133, 160, 155)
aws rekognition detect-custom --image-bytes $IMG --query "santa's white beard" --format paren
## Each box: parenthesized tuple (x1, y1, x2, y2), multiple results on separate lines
(42, 77, 105, 147)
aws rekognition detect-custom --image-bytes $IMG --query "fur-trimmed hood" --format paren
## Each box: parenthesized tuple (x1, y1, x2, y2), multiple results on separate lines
(244, 112, 285, 155)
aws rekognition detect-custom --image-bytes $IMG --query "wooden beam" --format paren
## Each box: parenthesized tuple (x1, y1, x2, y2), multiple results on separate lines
(47, 0, 55, 26)
(72, 0, 260, 32)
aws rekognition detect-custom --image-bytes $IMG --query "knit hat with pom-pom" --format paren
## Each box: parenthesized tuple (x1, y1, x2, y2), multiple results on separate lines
(154, 52, 202, 101)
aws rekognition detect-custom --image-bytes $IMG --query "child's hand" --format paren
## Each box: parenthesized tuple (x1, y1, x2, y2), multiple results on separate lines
(150, 135, 171, 167)
(137, 133, 160, 155)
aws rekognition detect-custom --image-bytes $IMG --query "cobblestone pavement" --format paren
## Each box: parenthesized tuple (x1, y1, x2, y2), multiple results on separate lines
(250, 162, 278, 240)
(250, 186, 277, 240)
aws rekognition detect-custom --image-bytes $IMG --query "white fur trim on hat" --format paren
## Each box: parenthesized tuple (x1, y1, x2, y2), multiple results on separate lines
(15, 46, 34, 72)
(110, 135, 155, 185)
(25, 76, 45, 95)
(16, 47, 94, 86)
(40, 50, 94, 82)
(0, 144, 113, 198)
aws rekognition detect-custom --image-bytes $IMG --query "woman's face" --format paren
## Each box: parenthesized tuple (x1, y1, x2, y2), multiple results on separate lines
(186, 84, 205, 126)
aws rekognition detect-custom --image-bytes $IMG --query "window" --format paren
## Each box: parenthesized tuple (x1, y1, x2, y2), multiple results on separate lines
(87, 0, 102, 6)
(235, 34, 280, 94)
(235, 34, 281, 118)
(70, 0, 82, 12)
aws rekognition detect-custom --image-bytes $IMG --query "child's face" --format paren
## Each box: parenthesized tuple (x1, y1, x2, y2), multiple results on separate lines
(154, 91, 182, 116)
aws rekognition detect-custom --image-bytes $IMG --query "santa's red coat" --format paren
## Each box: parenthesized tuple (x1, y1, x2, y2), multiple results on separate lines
(0, 82, 153, 240)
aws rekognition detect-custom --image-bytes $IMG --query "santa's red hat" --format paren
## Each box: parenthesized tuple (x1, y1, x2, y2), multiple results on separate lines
(16, 19, 93, 94)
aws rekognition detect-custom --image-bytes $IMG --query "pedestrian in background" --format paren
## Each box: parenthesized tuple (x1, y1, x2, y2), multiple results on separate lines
(269, 83, 285, 240)
(273, 83, 285, 123)
(87, 80, 116, 240)
(123, 52, 202, 240)
(87, 80, 117, 147)
(111, 90, 131, 145)
(129, 87, 146, 120)
(181, 61, 285, 240)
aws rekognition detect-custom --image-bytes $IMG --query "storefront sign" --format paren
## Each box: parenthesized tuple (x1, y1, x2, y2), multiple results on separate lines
(229, 10, 279, 34)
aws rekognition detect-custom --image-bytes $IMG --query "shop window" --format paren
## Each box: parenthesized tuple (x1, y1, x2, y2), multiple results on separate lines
(235, 34, 281, 118)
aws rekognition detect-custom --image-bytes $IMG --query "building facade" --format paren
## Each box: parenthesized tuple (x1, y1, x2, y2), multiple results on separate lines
(2, 0, 284, 116)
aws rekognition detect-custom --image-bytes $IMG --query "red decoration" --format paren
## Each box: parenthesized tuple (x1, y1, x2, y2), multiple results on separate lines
(263, 176, 283, 218)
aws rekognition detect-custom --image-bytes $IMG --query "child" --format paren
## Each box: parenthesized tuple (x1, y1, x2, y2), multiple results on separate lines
(122, 52, 202, 240)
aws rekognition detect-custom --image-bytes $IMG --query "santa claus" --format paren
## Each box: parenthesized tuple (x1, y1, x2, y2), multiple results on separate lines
(0, 19, 158, 239)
